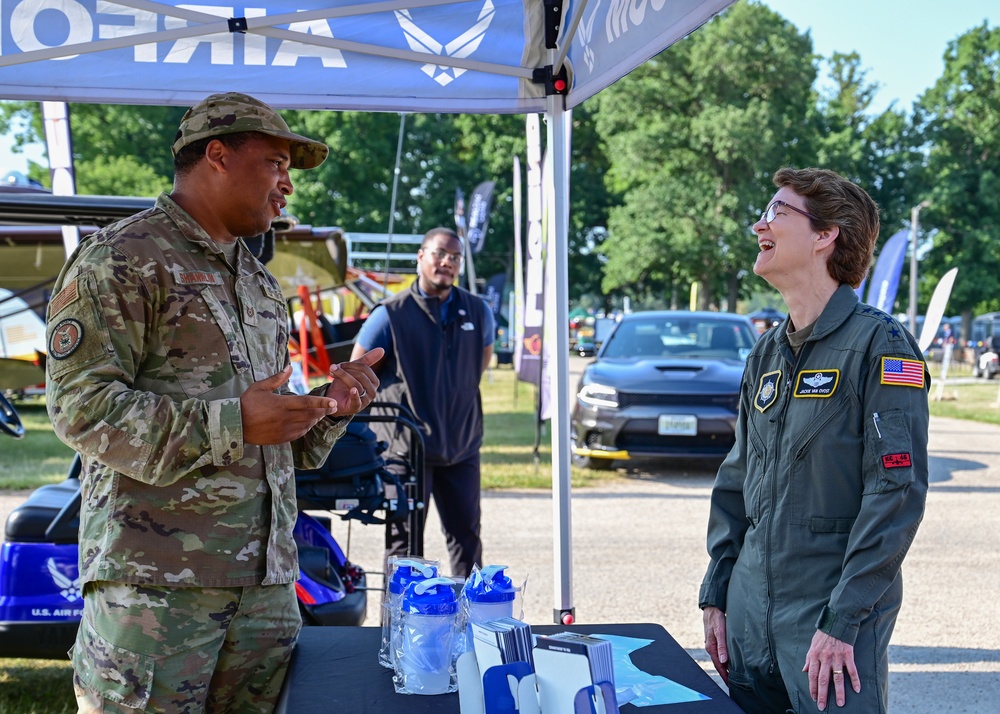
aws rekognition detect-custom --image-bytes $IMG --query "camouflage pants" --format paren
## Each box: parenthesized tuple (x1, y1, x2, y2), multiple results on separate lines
(71, 581, 301, 713)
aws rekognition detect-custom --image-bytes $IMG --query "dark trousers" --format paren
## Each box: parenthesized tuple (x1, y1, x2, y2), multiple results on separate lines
(385, 452, 483, 579)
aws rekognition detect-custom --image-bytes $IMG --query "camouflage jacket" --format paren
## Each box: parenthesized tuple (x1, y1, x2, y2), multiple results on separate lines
(45, 193, 347, 588)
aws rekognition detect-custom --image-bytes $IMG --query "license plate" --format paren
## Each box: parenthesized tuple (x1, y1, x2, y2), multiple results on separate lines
(658, 414, 697, 436)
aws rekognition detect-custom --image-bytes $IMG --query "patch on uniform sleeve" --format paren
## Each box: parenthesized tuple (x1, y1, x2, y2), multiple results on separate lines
(880, 357, 925, 388)
(754, 370, 781, 412)
(48, 318, 85, 360)
(882, 453, 912, 469)
(794, 369, 840, 398)
(48, 279, 79, 319)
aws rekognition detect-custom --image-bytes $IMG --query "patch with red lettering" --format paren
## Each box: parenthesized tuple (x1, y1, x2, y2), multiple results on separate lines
(174, 269, 223, 285)
(882, 453, 912, 469)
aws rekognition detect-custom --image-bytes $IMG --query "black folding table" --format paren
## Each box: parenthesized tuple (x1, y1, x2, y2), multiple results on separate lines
(276, 622, 743, 713)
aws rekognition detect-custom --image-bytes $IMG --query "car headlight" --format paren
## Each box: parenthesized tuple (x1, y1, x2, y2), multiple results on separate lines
(578, 382, 619, 408)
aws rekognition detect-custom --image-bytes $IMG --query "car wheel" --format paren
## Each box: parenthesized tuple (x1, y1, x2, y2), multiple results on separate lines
(989, 365, 998, 380)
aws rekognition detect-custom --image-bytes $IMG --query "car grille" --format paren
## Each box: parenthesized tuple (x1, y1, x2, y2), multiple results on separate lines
(618, 433, 734, 455)
(617, 392, 738, 412)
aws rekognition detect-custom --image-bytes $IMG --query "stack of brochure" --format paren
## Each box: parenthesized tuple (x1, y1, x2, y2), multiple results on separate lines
(470, 617, 534, 674)
(533, 633, 615, 714)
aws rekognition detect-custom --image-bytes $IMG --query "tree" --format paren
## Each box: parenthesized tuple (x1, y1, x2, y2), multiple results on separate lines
(912, 22, 1000, 320)
(0, 101, 182, 196)
(593, 1, 816, 309)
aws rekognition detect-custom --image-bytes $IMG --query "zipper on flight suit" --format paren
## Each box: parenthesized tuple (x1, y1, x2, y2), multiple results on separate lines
(763, 339, 815, 676)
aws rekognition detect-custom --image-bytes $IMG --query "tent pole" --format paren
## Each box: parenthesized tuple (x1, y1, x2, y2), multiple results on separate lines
(546, 91, 574, 625)
(383, 113, 406, 291)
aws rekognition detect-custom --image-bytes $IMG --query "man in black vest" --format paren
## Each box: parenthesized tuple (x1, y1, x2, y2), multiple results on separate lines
(351, 227, 494, 578)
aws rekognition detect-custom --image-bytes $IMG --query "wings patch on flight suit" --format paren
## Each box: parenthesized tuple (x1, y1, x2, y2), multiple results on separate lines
(755, 370, 781, 412)
(794, 369, 840, 398)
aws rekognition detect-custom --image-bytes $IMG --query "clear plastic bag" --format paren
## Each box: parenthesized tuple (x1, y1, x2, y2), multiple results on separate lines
(379, 556, 439, 668)
(392, 577, 463, 695)
(458, 565, 527, 655)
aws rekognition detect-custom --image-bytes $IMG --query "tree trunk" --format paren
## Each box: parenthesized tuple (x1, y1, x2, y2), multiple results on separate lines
(727, 273, 740, 314)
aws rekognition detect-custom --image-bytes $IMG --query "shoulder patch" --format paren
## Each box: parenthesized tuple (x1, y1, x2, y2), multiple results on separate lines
(880, 356, 925, 388)
(48, 279, 79, 319)
(49, 318, 85, 360)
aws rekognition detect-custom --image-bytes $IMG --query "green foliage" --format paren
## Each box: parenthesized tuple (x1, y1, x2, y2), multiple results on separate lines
(593, 1, 816, 307)
(912, 22, 1000, 317)
(75, 155, 171, 197)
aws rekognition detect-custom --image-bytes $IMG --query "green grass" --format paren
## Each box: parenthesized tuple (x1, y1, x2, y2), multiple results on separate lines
(0, 399, 76, 490)
(480, 369, 613, 489)
(0, 661, 75, 714)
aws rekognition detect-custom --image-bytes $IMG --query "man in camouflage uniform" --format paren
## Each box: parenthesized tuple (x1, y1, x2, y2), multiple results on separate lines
(45, 92, 383, 713)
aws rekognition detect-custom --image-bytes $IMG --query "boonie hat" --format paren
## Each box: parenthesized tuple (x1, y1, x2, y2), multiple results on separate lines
(172, 92, 328, 169)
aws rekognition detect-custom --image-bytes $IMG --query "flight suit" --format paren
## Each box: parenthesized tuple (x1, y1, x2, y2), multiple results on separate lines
(700, 284, 929, 712)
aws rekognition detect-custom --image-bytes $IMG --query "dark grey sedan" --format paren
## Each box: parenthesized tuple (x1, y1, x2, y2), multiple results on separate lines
(571, 311, 757, 470)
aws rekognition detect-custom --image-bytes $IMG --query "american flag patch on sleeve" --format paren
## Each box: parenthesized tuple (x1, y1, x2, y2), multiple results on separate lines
(880, 357, 925, 388)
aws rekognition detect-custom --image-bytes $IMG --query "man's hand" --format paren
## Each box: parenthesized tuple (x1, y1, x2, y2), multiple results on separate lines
(325, 347, 384, 416)
(802, 630, 860, 710)
(241, 367, 339, 445)
(703, 606, 729, 685)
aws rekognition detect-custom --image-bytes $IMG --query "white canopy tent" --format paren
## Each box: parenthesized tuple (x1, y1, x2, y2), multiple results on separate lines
(0, 0, 734, 622)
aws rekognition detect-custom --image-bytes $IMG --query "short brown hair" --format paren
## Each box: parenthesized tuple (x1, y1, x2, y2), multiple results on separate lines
(772, 167, 880, 288)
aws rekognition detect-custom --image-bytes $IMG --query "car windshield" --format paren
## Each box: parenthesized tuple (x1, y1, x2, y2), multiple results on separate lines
(601, 316, 756, 360)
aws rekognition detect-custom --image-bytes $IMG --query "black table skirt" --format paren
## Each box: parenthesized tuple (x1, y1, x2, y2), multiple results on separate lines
(276, 623, 743, 713)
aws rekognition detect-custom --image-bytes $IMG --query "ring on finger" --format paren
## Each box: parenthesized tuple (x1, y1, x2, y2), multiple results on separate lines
(832, 669, 843, 675)
(358, 389, 367, 398)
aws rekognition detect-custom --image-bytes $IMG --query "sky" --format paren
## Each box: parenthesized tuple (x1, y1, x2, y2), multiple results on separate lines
(1, 0, 997, 179)
(763, 0, 996, 115)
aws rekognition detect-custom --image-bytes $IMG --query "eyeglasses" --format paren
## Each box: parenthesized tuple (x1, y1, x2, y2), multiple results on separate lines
(762, 200, 819, 225)
(426, 248, 463, 265)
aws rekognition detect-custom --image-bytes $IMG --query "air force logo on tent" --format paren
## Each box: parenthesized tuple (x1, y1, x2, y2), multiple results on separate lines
(395, 1, 497, 87)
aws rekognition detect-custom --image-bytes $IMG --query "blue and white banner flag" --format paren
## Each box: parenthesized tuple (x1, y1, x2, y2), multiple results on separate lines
(865, 229, 909, 313)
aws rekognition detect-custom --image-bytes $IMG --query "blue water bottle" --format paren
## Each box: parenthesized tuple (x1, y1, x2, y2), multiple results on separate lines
(398, 577, 459, 694)
(380, 560, 437, 668)
(462, 565, 517, 650)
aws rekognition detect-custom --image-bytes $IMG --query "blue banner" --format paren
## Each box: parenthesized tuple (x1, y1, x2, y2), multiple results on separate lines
(865, 229, 909, 313)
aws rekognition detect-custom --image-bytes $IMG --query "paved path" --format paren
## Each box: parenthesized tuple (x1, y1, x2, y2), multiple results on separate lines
(3, 415, 998, 712)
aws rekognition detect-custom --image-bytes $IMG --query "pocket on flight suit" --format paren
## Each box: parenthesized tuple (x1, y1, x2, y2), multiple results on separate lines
(72, 615, 154, 710)
(863, 407, 915, 493)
